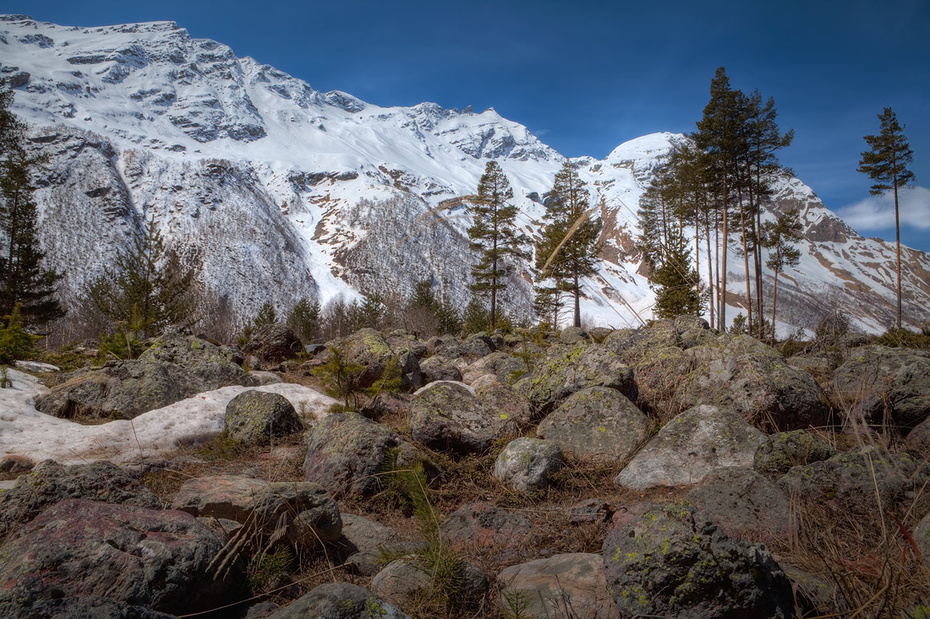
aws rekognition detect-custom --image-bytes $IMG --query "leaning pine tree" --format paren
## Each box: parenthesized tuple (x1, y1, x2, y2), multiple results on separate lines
(858, 107, 915, 330)
(466, 161, 525, 330)
(534, 162, 601, 329)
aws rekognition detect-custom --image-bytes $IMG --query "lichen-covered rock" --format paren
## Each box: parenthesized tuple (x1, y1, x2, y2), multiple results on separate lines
(754, 429, 836, 480)
(172, 475, 341, 546)
(674, 335, 833, 431)
(302, 412, 409, 498)
(614, 405, 765, 490)
(685, 467, 792, 543)
(370, 559, 487, 612)
(493, 438, 564, 493)
(0, 499, 233, 615)
(833, 345, 930, 430)
(408, 381, 507, 453)
(266, 582, 410, 619)
(331, 328, 421, 389)
(461, 351, 526, 385)
(419, 355, 463, 383)
(516, 343, 635, 414)
(602, 501, 794, 618)
(338, 513, 425, 576)
(777, 445, 930, 515)
(476, 379, 534, 430)
(35, 331, 247, 419)
(0, 596, 176, 619)
(224, 390, 303, 445)
(537, 386, 648, 465)
(497, 553, 619, 619)
(0, 460, 161, 540)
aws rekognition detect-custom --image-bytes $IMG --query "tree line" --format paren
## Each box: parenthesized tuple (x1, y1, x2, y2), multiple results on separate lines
(0, 70, 918, 363)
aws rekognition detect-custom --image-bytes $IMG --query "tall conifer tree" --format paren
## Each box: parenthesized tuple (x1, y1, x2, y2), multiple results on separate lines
(858, 108, 915, 330)
(466, 161, 525, 329)
(535, 162, 600, 328)
(0, 87, 63, 327)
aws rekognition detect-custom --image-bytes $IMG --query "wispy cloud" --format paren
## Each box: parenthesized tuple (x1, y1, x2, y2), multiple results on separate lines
(836, 186, 930, 231)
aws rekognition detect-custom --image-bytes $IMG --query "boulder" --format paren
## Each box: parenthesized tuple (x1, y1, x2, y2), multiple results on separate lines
(497, 553, 619, 619)
(0, 460, 161, 540)
(266, 582, 409, 618)
(614, 405, 766, 490)
(602, 501, 794, 618)
(338, 513, 424, 576)
(35, 331, 247, 419)
(461, 351, 526, 385)
(753, 429, 836, 481)
(833, 345, 930, 430)
(329, 328, 421, 389)
(475, 379, 534, 430)
(224, 390, 303, 446)
(777, 445, 930, 515)
(242, 323, 302, 364)
(0, 499, 233, 615)
(371, 558, 487, 613)
(517, 343, 635, 414)
(685, 467, 792, 543)
(537, 386, 648, 465)
(302, 412, 410, 498)
(172, 475, 341, 547)
(0, 596, 176, 618)
(493, 438, 564, 493)
(440, 502, 533, 550)
(408, 381, 507, 453)
(418, 355, 463, 384)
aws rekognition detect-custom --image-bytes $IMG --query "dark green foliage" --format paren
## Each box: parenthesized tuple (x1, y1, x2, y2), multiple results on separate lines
(649, 228, 704, 319)
(875, 327, 930, 350)
(462, 296, 490, 335)
(311, 341, 367, 410)
(84, 217, 196, 339)
(762, 210, 802, 345)
(0, 303, 40, 364)
(253, 302, 277, 328)
(356, 294, 386, 330)
(0, 88, 63, 328)
(405, 279, 461, 336)
(466, 161, 526, 329)
(532, 285, 563, 330)
(286, 297, 320, 343)
(858, 107, 915, 330)
(535, 162, 601, 328)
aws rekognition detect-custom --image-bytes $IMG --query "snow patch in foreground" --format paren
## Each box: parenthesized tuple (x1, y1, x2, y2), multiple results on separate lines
(0, 369, 336, 465)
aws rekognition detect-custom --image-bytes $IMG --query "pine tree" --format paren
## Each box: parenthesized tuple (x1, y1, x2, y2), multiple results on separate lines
(858, 108, 915, 330)
(466, 161, 525, 329)
(0, 88, 64, 328)
(693, 67, 743, 331)
(649, 228, 704, 319)
(535, 162, 601, 328)
(762, 210, 802, 345)
(287, 297, 321, 343)
(84, 217, 196, 338)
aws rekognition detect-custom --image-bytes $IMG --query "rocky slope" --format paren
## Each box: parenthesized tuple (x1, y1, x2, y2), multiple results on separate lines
(2, 14, 928, 333)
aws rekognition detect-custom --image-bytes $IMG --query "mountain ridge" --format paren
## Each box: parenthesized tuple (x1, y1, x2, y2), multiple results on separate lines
(2, 15, 928, 335)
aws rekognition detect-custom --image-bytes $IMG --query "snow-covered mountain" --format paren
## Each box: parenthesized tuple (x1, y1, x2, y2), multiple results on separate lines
(2, 15, 928, 335)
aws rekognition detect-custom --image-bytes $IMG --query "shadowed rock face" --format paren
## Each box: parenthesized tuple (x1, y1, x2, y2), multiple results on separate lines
(0, 499, 234, 615)
(602, 501, 794, 618)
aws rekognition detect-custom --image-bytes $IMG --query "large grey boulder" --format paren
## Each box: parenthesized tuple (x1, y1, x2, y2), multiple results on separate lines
(0, 499, 233, 615)
(614, 405, 766, 490)
(0, 460, 161, 540)
(833, 345, 930, 430)
(408, 381, 507, 453)
(537, 386, 648, 464)
(516, 342, 635, 414)
(753, 429, 836, 481)
(497, 553, 619, 619)
(172, 475, 342, 548)
(338, 513, 425, 576)
(35, 331, 247, 419)
(224, 390, 303, 446)
(493, 438, 564, 493)
(302, 412, 418, 498)
(242, 323, 302, 364)
(685, 467, 793, 543)
(602, 501, 794, 618)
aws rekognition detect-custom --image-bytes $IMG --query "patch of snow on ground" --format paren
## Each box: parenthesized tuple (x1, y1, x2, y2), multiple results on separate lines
(0, 370, 336, 465)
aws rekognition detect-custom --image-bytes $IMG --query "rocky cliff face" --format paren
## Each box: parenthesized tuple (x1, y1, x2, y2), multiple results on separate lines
(2, 14, 928, 333)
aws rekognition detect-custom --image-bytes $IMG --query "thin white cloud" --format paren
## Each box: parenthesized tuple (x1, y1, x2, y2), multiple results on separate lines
(836, 186, 930, 231)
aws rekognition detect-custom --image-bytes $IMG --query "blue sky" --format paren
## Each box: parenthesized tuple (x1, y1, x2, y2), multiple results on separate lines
(11, 0, 930, 251)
